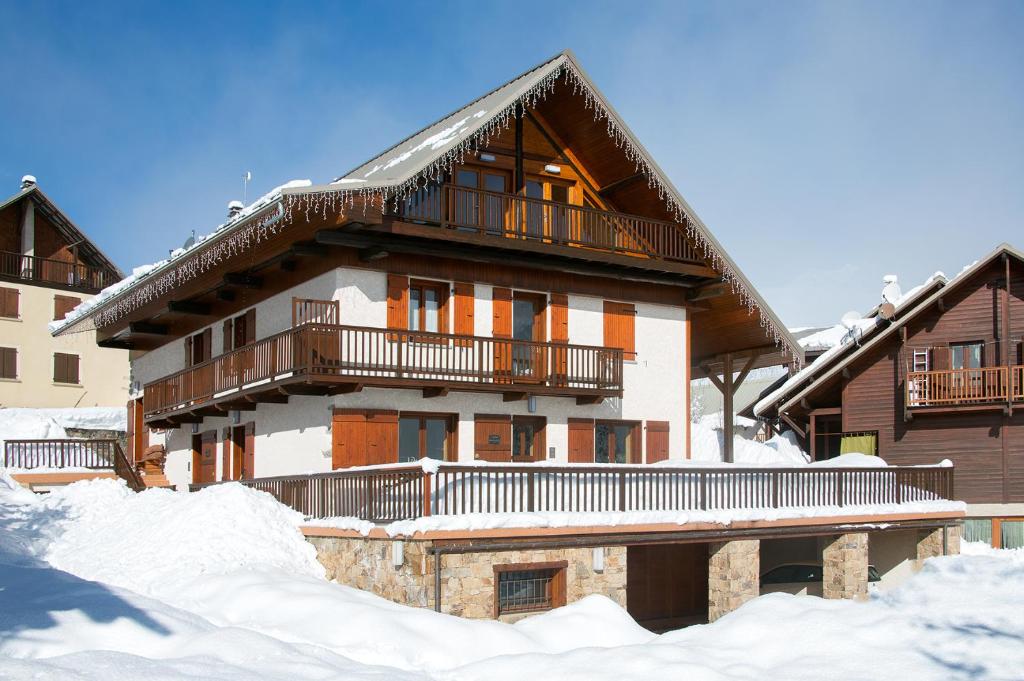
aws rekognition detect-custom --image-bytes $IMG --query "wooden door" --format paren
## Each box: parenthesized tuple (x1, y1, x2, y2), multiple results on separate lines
(231, 424, 246, 480)
(627, 544, 709, 630)
(646, 421, 670, 464)
(512, 416, 546, 462)
(221, 427, 232, 480)
(242, 422, 255, 479)
(493, 287, 513, 383)
(568, 418, 595, 463)
(192, 431, 217, 484)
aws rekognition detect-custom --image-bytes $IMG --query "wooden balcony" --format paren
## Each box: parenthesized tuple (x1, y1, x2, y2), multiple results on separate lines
(906, 366, 1024, 408)
(143, 323, 624, 422)
(190, 462, 955, 523)
(0, 250, 111, 293)
(389, 184, 705, 266)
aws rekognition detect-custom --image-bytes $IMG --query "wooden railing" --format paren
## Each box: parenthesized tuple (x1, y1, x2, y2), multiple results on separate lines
(906, 366, 1024, 407)
(190, 463, 955, 523)
(144, 323, 624, 416)
(0, 250, 110, 292)
(3, 438, 144, 491)
(393, 184, 703, 265)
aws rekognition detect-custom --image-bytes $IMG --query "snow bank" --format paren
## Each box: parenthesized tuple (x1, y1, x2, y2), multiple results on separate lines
(0, 407, 67, 453)
(690, 415, 810, 465)
(0, 406, 125, 434)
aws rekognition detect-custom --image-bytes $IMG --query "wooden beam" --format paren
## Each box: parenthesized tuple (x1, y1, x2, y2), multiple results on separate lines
(699, 362, 727, 393)
(576, 395, 605, 405)
(503, 392, 528, 402)
(722, 353, 735, 463)
(168, 300, 212, 316)
(291, 243, 328, 257)
(98, 337, 133, 349)
(247, 392, 288, 405)
(219, 400, 257, 412)
(216, 289, 236, 302)
(423, 387, 449, 398)
(358, 246, 390, 262)
(598, 172, 644, 196)
(223, 273, 262, 289)
(732, 351, 760, 391)
(280, 259, 297, 272)
(128, 321, 168, 335)
(686, 282, 729, 303)
(779, 413, 806, 440)
(327, 383, 363, 395)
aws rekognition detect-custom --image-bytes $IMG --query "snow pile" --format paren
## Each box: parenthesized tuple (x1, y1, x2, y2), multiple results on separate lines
(1, 406, 126, 433)
(690, 414, 810, 465)
(0, 407, 67, 453)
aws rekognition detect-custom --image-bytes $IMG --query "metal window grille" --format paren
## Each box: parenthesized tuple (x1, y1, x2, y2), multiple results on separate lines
(497, 569, 555, 615)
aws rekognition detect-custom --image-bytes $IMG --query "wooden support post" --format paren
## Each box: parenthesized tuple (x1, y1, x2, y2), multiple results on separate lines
(514, 103, 524, 194)
(422, 472, 432, 517)
(723, 353, 734, 463)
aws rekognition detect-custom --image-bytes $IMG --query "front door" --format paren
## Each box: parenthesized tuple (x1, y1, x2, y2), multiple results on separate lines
(192, 431, 217, 484)
(950, 342, 985, 400)
(512, 292, 547, 383)
(512, 416, 546, 462)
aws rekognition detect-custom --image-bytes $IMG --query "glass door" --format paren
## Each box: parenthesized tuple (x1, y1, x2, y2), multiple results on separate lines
(951, 342, 984, 400)
(512, 292, 546, 382)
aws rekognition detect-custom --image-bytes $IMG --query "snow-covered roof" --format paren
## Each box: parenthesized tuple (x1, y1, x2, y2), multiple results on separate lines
(754, 243, 1022, 417)
(52, 50, 801, 363)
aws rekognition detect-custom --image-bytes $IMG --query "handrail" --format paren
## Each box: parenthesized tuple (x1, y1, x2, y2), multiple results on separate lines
(392, 184, 703, 265)
(0, 250, 109, 292)
(3, 438, 118, 469)
(906, 366, 1023, 407)
(112, 441, 145, 492)
(189, 462, 955, 523)
(144, 322, 624, 416)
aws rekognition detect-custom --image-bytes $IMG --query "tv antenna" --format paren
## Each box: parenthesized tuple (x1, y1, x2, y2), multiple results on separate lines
(242, 171, 252, 204)
(840, 311, 864, 346)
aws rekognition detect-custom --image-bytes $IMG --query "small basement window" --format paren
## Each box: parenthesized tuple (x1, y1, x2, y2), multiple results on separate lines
(494, 561, 567, 617)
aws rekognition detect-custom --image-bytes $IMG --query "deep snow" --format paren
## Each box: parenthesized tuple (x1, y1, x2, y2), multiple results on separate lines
(1, 477, 1020, 681)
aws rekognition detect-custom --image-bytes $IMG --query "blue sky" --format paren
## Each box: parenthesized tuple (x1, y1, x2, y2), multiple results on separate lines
(1, 1, 1022, 327)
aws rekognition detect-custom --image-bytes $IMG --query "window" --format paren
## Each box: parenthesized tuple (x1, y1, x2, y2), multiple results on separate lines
(0, 347, 16, 379)
(495, 562, 567, 616)
(595, 421, 640, 464)
(53, 294, 81, 321)
(603, 301, 636, 360)
(0, 287, 19, 319)
(398, 413, 455, 462)
(950, 342, 983, 370)
(186, 328, 212, 367)
(53, 352, 80, 384)
(408, 280, 448, 334)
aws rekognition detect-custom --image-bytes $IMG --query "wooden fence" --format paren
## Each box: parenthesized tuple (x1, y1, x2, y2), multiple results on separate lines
(190, 463, 955, 523)
(144, 323, 623, 416)
(3, 438, 144, 491)
(394, 184, 703, 265)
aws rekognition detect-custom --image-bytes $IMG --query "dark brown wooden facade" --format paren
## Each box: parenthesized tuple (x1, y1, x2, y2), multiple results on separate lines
(765, 247, 1024, 504)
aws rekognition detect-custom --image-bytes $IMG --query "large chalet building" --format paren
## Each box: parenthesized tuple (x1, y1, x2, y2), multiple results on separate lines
(0, 177, 128, 408)
(53, 51, 963, 627)
(755, 244, 1024, 549)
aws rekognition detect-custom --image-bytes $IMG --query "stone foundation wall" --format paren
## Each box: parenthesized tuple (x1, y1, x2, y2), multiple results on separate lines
(916, 526, 960, 567)
(708, 539, 759, 622)
(823, 533, 868, 600)
(307, 535, 626, 620)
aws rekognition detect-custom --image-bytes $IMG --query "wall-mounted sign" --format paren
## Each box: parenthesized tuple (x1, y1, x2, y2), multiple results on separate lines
(488, 434, 501, 445)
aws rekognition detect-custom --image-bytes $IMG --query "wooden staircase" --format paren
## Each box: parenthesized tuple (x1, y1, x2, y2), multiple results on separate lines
(137, 445, 172, 488)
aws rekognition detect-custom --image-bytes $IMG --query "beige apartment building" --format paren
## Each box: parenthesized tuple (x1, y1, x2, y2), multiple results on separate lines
(0, 176, 128, 408)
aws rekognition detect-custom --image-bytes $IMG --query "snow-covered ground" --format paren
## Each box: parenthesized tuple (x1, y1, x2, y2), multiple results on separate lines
(0, 475, 1020, 680)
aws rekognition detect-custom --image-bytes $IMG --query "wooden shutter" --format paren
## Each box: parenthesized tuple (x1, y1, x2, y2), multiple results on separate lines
(387, 274, 409, 332)
(243, 422, 255, 479)
(53, 294, 80, 321)
(0, 347, 15, 379)
(492, 287, 513, 382)
(184, 335, 193, 367)
(221, 427, 232, 480)
(604, 301, 636, 360)
(931, 346, 949, 371)
(125, 399, 136, 461)
(453, 282, 475, 343)
(68, 354, 79, 384)
(332, 410, 367, 469)
(646, 421, 670, 463)
(568, 418, 595, 463)
(201, 328, 213, 362)
(223, 319, 233, 352)
(54, 353, 79, 384)
(550, 293, 568, 385)
(366, 410, 399, 466)
(474, 414, 512, 462)
(243, 310, 256, 345)
(0, 288, 19, 318)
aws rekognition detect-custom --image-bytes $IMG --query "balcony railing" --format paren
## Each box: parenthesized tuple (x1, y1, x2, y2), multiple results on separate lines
(190, 462, 955, 523)
(3, 438, 145, 491)
(0, 250, 110, 292)
(391, 184, 703, 265)
(906, 366, 1024, 407)
(144, 323, 624, 418)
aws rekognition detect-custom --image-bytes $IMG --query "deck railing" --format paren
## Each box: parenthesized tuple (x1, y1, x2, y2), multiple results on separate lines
(189, 463, 955, 523)
(3, 438, 144, 491)
(393, 184, 703, 265)
(144, 323, 624, 417)
(906, 366, 1024, 407)
(0, 250, 110, 292)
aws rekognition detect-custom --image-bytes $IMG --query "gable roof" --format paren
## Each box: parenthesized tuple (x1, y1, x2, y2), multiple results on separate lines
(1, 184, 123, 279)
(52, 50, 800, 364)
(754, 243, 1023, 418)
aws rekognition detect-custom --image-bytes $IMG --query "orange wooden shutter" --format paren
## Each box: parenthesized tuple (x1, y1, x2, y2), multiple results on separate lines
(550, 293, 568, 384)
(222, 319, 233, 353)
(474, 414, 512, 462)
(243, 422, 255, 479)
(202, 328, 213, 361)
(492, 287, 513, 382)
(603, 301, 636, 360)
(366, 410, 399, 465)
(125, 399, 136, 461)
(0, 288, 17, 318)
(243, 309, 256, 344)
(645, 421, 670, 463)
(332, 410, 366, 469)
(221, 427, 232, 480)
(387, 274, 409, 331)
(453, 282, 475, 342)
(568, 418, 595, 463)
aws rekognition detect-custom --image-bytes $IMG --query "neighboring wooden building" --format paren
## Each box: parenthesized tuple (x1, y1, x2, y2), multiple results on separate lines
(0, 177, 128, 408)
(755, 244, 1024, 546)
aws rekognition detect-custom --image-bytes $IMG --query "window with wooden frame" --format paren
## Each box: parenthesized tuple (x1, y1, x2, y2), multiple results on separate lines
(494, 561, 567, 617)
(0, 287, 19, 319)
(53, 352, 80, 384)
(603, 301, 636, 360)
(185, 328, 213, 367)
(0, 347, 16, 379)
(408, 279, 449, 336)
(53, 294, 81, 321)
(595, 420, 641, 464)
(398, 412, 457, 462)
(454, 166, 512, 235)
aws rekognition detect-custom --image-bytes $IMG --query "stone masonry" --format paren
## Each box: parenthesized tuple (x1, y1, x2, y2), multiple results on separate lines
(823, 532, 868, 600)
(916, 526, 960, 568)
(307, 534, 626, 620)
(707, 539, 759, 622)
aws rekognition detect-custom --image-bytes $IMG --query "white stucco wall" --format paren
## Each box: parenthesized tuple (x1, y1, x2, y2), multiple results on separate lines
(132, 266, 689, 489)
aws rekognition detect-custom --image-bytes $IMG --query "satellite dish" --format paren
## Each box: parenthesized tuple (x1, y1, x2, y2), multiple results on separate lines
(878, 302, 897, 320)
(182, 229, 196, 250)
